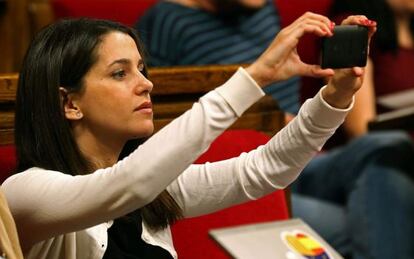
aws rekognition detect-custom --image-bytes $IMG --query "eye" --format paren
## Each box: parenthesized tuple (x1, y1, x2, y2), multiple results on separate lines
(111, 69, 126, 80)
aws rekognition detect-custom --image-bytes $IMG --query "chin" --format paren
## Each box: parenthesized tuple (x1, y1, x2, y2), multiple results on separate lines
(141, 129, 154, 137)
(134, 125, 154, 138)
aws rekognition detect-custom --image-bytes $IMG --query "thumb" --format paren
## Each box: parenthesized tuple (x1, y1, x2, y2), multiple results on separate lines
(334, 67, 364, 79)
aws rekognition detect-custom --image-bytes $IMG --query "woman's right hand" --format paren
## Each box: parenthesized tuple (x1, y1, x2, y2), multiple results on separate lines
(322, 15, 377, 109)
(246, 12, 335, 87)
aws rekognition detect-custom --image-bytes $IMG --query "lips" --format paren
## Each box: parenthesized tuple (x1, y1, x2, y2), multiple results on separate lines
(134, 101, 153, 114)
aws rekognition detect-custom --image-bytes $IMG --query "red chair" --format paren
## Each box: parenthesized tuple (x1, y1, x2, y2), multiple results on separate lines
(0, 145, 16, 184)
(51, 0, 157, 26)
(171, 129, 289, 259)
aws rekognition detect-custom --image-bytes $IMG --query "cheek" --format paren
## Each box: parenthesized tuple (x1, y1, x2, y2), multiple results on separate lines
(81, 90, 131, 122)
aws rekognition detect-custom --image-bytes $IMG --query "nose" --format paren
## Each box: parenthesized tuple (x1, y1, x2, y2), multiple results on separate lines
(134, 71, 153, 95)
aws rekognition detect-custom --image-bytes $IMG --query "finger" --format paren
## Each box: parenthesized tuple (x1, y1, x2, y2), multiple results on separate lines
(272, 24, 328, 64)
(341, 15, 377, 37)
(334, 67, 364, 79)
(341, 15, 368, 25)
(265, 22, 330, 64)
(290, 23, 333, 39)
(302, 19, 334, 36)
(294, 12, 332, 28)
(300, 64, 335, 78)
(285, 12, 334, 36)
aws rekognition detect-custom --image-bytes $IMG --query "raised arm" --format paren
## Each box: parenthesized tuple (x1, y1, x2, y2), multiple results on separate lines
(342, 58, 376, 137)
(169, 14, 378, 217)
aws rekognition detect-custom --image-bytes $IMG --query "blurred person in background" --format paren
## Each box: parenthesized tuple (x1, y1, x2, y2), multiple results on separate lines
(0, 188, 23, 259)
(136, 0, 301, 114)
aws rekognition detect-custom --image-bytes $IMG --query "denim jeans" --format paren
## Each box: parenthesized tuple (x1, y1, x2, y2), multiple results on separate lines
(290, 131, 414, 259)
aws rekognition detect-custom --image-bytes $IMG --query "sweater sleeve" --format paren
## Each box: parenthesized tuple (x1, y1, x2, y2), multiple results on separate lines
(2, 68, 264, 247)
(167, 86, 353, 217)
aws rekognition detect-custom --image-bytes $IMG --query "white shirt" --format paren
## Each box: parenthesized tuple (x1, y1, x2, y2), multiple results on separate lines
(2, 68, 352, 259)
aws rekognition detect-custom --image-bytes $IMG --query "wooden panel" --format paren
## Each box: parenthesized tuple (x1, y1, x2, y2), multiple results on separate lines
(0, 0, 53, 72)
(0, 129, 13, 145)
(149, 65, 242, 95)
(0, 66, 242, 100)
(0, 65, 285, 145)
(28, 0, 54, 34)
(0, 73, 18, 103)
(0, 65, 244, 98)
(0, 3, 14, 72)
(0, 110, 13, 129)
(0, 0, 32, 72)
(0, 66, 245, 93)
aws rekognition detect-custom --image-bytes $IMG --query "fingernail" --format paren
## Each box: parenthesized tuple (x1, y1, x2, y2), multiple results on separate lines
(362, 18, 377, 26)
(323, 29, 333, 36)
(330, 21, 335, 32)
(359, 18, 369, 25)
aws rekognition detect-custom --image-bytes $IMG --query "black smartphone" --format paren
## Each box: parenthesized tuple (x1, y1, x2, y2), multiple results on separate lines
(321, 25, 369, 69)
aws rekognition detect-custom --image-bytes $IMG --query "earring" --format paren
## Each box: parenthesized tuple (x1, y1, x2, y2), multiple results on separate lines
(76, 112, 82, 118)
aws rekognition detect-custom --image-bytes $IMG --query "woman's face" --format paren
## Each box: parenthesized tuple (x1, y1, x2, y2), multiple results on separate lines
(73, 32, 154, 142)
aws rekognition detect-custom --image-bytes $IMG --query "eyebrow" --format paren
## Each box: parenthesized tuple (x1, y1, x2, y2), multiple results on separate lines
(108, 58, 144, 67)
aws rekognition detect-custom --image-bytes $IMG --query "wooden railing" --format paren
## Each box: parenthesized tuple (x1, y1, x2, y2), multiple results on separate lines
(0, 64, 285, 145)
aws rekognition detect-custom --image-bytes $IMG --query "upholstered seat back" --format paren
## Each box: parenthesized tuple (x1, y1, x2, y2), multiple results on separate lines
(171, 129, 289, 259)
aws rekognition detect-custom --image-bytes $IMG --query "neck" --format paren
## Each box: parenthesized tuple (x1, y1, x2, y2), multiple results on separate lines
(73, 126, 124, 170)
(396, 14, 413, 48)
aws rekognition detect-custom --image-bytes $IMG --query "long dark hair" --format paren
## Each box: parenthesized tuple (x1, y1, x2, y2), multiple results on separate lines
(331, 0, 414, 52)
(15, 18, 182, 230)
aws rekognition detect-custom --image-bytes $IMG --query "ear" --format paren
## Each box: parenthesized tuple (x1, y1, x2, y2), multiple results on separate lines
(59, 87, 83, 120)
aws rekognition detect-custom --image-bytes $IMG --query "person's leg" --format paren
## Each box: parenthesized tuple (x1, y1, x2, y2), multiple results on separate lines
(347, 166, 414, 259)
(336, 131, 414, 258)
(290, 149, 354, 256)
(291, 131, 414, 258)
(291, 194, 351, 256)
(292, 131, 414, 204)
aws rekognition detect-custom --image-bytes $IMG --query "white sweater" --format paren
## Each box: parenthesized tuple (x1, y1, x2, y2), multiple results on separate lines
(2, 68, 352, 259)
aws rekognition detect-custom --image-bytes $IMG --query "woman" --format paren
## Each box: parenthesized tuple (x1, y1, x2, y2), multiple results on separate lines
(2, 13, 375, 259)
